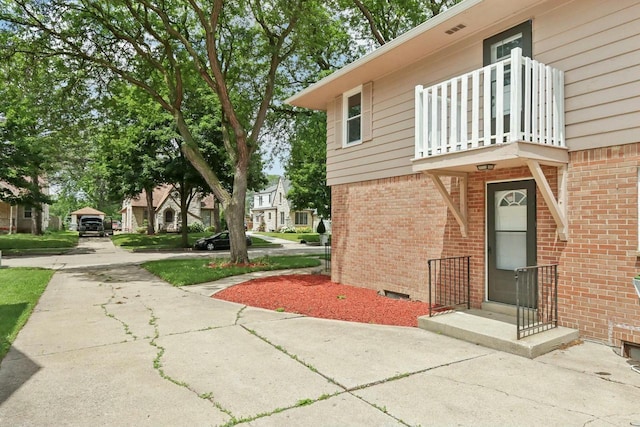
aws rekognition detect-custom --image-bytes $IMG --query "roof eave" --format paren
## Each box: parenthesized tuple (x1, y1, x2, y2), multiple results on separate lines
(285, 0, 484, 110)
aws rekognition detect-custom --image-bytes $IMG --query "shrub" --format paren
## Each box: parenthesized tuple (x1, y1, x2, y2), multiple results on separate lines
(279, 225, 297, 233)
(205, 226, 216, 233)
(188, 222, 205, 233)
(316, 219, 326, 234)
(136, 226, 147, 234)
(296, 227, 313, 233)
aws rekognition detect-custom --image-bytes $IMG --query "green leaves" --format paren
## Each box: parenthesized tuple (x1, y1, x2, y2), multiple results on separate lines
(285, 111, 330, 218)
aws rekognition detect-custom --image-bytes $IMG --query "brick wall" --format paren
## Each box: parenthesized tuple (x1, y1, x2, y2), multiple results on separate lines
(561, 145, 640, 347)
(331, 144, 640, 347)
(331, 174, 448, 302)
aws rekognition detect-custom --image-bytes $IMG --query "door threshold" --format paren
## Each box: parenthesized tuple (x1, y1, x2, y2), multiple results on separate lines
(482, 301, 518, 316)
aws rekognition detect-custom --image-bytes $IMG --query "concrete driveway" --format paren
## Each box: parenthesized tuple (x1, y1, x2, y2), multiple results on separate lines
(1, 239, 639, 425)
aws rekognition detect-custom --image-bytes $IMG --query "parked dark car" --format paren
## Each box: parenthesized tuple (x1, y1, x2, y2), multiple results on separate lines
(193, 231, 253, 251)
(78, 216, 105, 237)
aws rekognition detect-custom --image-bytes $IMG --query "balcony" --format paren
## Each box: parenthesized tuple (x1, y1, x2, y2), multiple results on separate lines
(413, 48, 568, 174)
(412, 48, 569, 240)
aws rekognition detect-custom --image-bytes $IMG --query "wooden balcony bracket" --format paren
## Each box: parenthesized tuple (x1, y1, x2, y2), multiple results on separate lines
(526, 159, 568, 241)
(428, 172, 468, 238)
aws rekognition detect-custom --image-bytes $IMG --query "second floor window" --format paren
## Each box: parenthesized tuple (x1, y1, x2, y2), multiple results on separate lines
(344, 87, 362, 145)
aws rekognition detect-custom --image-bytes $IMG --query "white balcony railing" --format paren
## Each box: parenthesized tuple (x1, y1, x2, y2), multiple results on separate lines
(414, 48, 565, 160)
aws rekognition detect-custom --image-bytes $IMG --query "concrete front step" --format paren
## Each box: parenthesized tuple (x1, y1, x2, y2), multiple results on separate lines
(418, 309, 579, 359)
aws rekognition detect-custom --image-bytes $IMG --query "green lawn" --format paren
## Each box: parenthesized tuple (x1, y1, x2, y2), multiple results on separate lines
(0, 268, 54, 361)
(143, 255, 322, 286)
(112, 232, 273, 250)
(256, 231, 322, 243)
(0, 231, 78, 253)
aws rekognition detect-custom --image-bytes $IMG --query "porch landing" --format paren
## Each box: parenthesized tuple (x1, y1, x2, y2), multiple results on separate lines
(418, 307, 579, 359)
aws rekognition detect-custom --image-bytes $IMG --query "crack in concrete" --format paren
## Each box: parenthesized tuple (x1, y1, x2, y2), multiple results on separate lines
(429, 371, 606, 421)
(142, 303, 237, 424)
(234, 306, 247, 325)
(99, 283, 138, 341)
(537, 358, 640, 391)
(237, 325, 492, 426)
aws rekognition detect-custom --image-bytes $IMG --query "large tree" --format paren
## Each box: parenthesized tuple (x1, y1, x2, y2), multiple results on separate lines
(281, 0, 460, 221)
(339, 0, 459, 47)
(0, 39, 90, 234)
(1, 0, 321, 262)
(285, 112, 330, 219)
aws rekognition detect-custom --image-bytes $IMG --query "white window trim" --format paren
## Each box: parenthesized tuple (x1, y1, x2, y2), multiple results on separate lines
(343, 85, 363, 147)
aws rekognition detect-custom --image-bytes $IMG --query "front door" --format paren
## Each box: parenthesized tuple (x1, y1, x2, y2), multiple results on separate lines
(487, 180, 536, 305)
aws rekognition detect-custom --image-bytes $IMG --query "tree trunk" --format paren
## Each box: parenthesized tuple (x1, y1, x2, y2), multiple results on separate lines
(227, 160, 250, 264)
(180, 189, 189, 248)
(33, 206, 43, 235)
(145, 187, 155, 234)
(30, 173, 44, 235)
(173, 110, 249, 263)
(213, 199, 221, 232)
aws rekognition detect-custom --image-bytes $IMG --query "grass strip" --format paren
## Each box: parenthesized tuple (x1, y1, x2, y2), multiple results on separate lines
(0, 231, 78, 250)
(112, 233, 273, 250)
(142, 255, 322, 286)
(256, 232, 320, 243)
(0, 267, 54, 361)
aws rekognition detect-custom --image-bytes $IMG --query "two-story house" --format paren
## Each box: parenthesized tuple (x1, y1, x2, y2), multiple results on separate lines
(288, 0, 640, 354)
(121, 184, 217, 232)
(250, 176, 317, 232)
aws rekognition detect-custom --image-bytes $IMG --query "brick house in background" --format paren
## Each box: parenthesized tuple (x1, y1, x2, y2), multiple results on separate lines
(288, 0, 640, 352)
(250, 176, 318, 232)
(121, 184, 217, 232)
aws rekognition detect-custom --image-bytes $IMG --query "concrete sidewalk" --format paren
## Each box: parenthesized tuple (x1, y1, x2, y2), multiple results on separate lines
(1, 264, 639, 426)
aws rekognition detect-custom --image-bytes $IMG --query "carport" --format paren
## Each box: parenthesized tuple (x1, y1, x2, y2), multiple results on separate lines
(70, 207, 105, 231)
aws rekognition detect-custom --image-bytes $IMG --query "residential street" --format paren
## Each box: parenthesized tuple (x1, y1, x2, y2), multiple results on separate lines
(1, 238, 639, 426)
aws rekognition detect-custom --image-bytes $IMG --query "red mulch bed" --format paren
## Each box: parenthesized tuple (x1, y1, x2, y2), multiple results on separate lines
(213, 274, 434, 327)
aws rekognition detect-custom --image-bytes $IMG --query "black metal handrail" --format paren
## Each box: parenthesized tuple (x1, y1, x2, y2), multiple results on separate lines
(324, 242, 331, 272)
(515, 264, 558, 339)
(427, 256, 470, 316)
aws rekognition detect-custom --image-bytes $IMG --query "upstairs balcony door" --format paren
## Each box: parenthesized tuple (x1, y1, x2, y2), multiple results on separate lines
(483, 21, 532, 141)
(487, 180, 537, 305)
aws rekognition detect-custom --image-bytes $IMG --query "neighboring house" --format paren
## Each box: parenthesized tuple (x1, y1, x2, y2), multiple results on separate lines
(287, 0, 640, 352)
(121, 185, 217, 232)
(250, 176, 318, 232)
(69, 207, 105, 231)
(0, 181, 50, 233)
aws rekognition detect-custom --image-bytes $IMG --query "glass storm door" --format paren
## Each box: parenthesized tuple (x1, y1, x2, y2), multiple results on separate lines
(487, 180, 536, 305)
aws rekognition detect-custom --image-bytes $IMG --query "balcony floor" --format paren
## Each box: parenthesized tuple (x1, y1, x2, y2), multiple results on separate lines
(412, 140, 568, 174)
